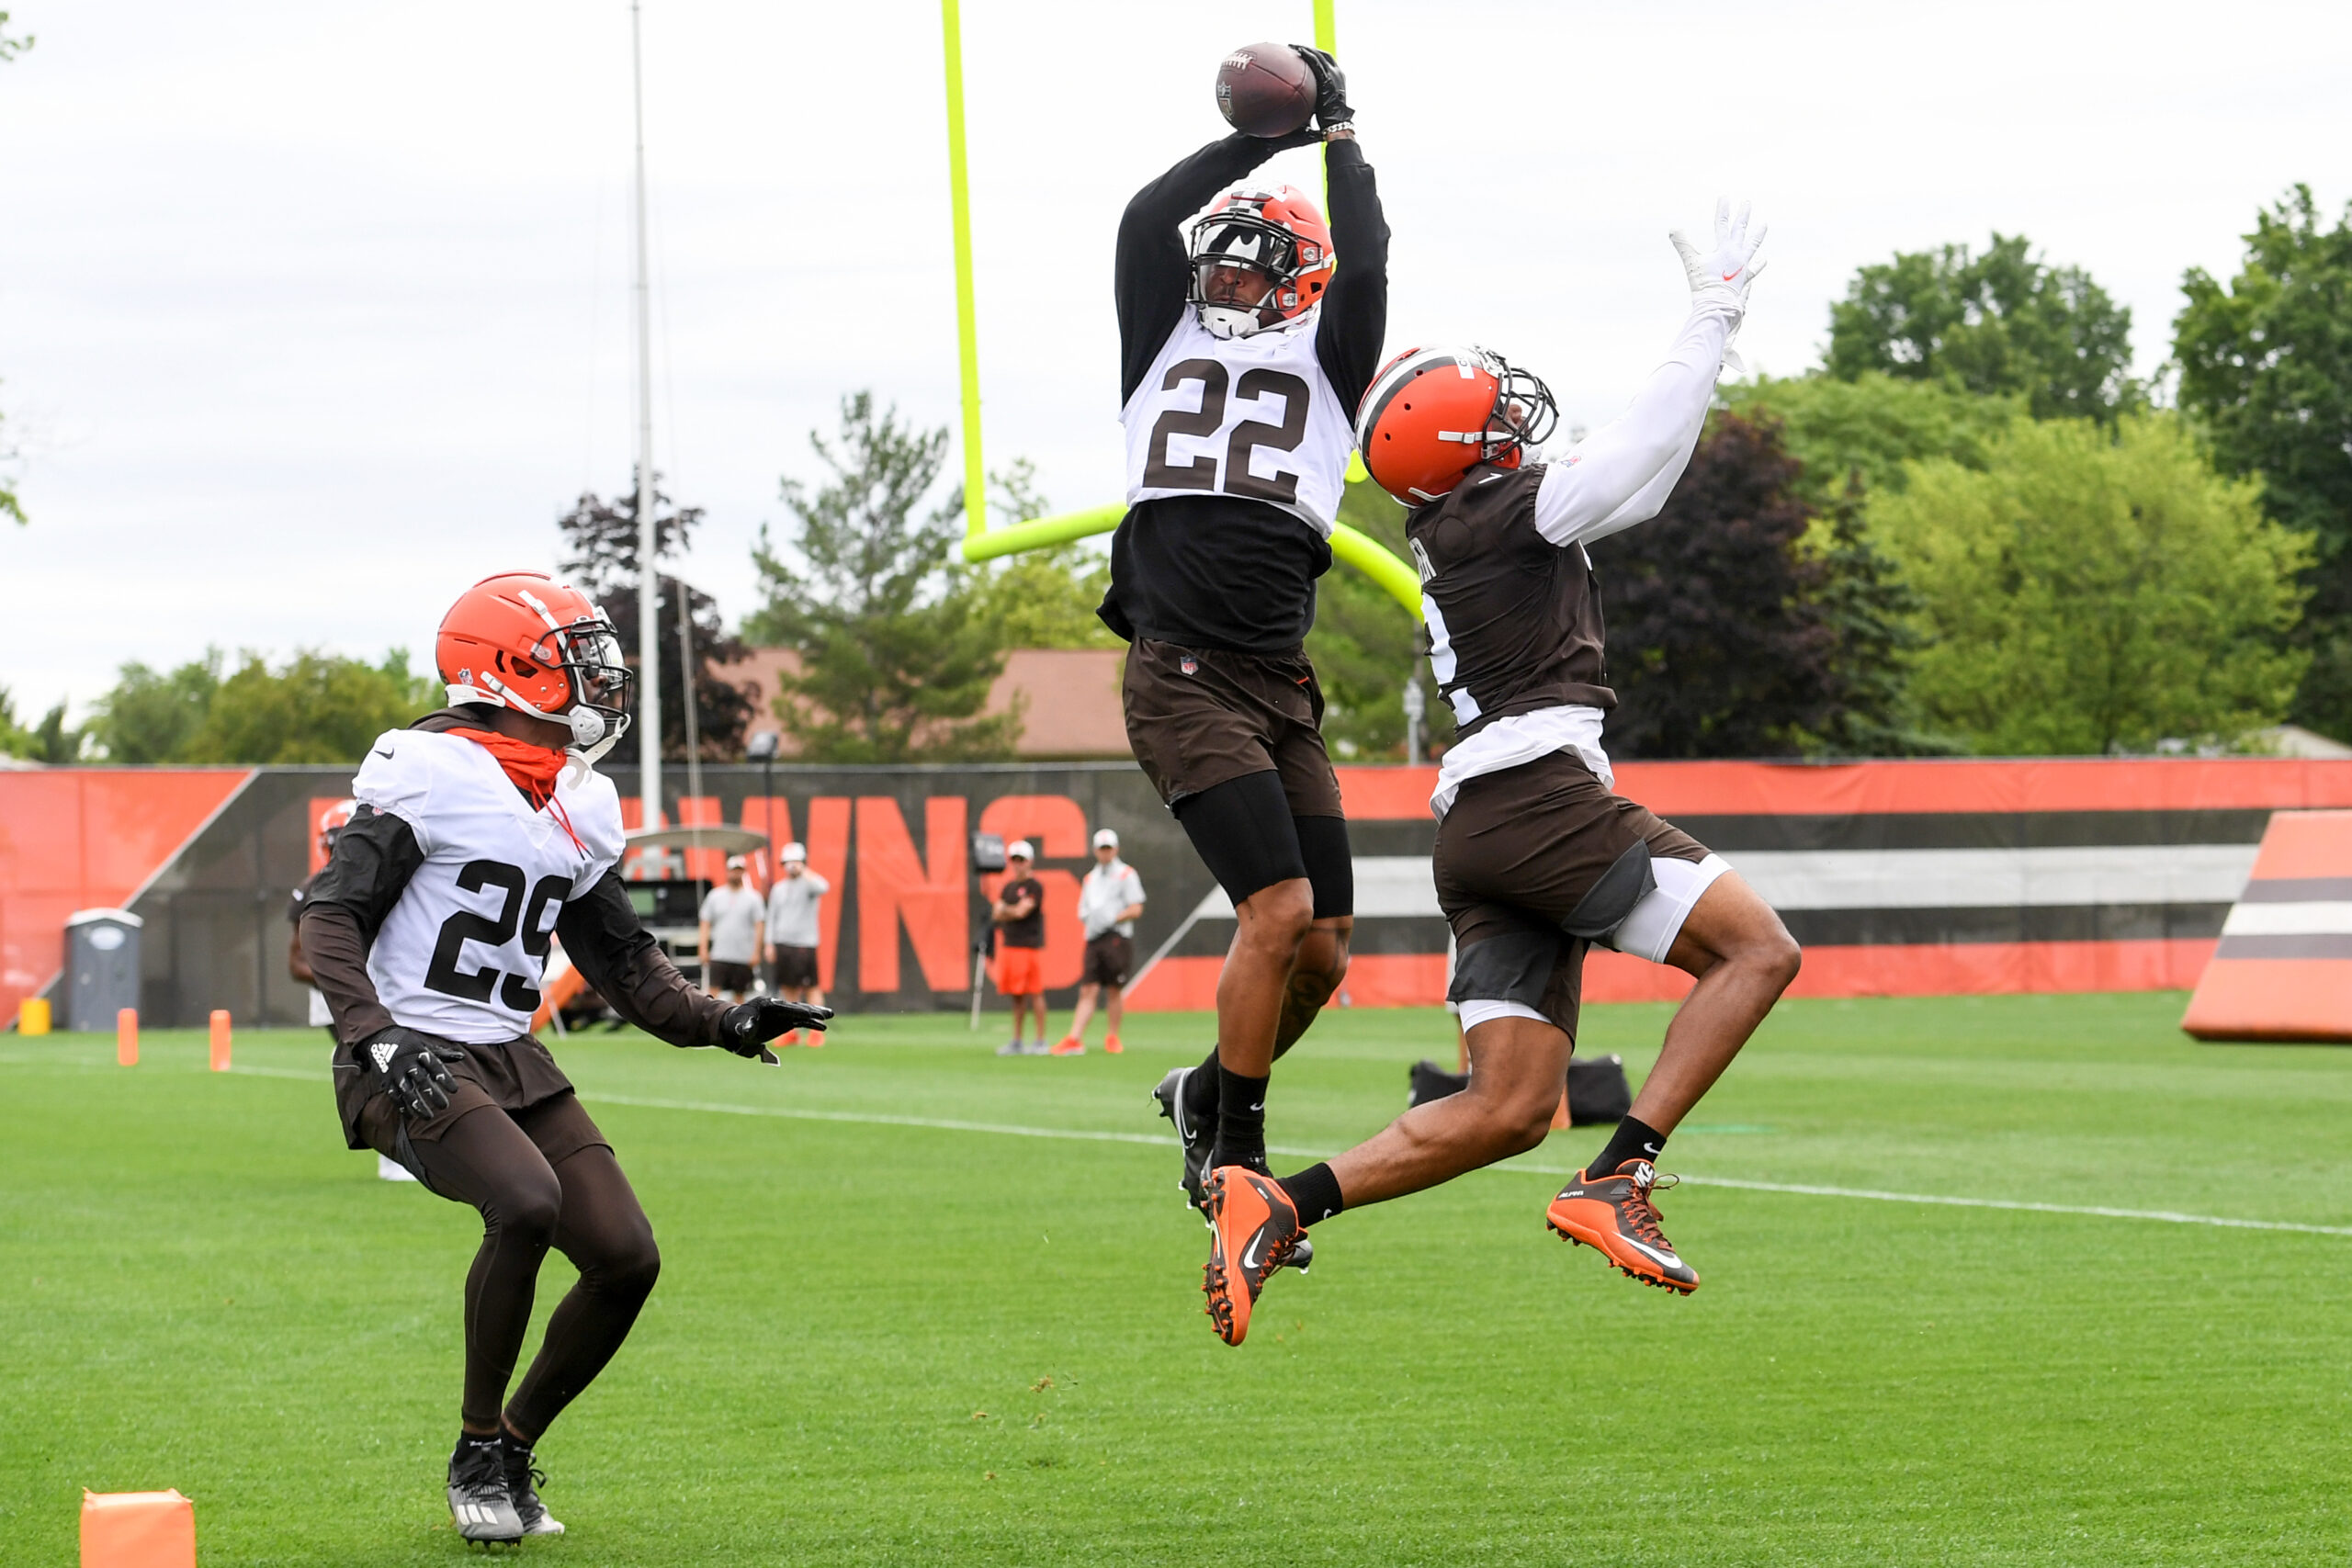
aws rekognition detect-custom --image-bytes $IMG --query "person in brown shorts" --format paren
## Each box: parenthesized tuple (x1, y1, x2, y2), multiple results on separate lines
(1102, 49, 1387, 1217)
(1200, 202, 1803, 1344)
(298, 572, 831, 1536)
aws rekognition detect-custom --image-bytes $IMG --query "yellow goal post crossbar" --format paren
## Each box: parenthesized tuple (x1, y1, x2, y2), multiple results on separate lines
(938, 0, 1421, 623)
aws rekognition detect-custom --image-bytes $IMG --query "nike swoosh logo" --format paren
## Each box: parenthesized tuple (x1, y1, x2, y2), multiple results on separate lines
(1721, 270, 1738, 280)
(1621, 1234, 1679, 1268)
(372, 747, 393, 759)
(1249, 1102, 1264, 1112)
(1240, 1231, 1266, 1271)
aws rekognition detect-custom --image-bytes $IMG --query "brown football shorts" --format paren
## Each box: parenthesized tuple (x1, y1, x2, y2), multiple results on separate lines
(1122, 638, 1343, 816)
(770, 944, 820, 989)
(1080, 931, 1134, 987)
(1434, 751, 1710, 1042)
(337, 1032, 610, 1179)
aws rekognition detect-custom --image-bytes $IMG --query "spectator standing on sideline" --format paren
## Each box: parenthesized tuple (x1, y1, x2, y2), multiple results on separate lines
(697, 856, 763, 1005)
(992, 841, 1049, 1056)
(763, 842, 830, 1047)
(1055, 829, 1146, 1055)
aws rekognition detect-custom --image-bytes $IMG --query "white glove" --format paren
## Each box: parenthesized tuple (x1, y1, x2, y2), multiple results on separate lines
(1669, 197, 1766, 371)
(1669, 197, 1768, 317)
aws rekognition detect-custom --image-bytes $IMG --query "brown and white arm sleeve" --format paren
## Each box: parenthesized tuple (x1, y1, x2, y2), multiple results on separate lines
(555, 871, 732, 1049)
(298, 805, 426, 1050)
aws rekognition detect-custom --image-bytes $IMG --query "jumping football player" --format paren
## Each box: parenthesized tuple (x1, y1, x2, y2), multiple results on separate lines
(1107, 46, 1386, 1213)
(300, 571, 831, 1538)
(1199, 203, 1803, 1345)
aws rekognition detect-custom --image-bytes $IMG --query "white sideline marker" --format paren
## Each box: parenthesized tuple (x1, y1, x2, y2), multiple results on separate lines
(205, 1064, 2352, 1238)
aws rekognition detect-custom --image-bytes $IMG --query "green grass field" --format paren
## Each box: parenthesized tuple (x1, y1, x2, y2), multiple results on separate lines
(4, 993, 2348, 1564)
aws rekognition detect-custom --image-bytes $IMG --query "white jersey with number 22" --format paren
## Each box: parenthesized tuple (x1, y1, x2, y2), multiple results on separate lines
(352, 729, 626, 1044)
(1121, 309, 1352, 538)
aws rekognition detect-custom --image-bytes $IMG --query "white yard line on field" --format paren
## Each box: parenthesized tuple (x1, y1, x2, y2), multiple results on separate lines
(185, 1061, 2352, 1239)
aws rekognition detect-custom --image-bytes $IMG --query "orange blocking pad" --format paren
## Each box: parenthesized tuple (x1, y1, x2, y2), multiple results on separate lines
(81, 1489, 195, 1568)
(208, 1010, 232, 1070)
(116, 1009, 138, 1066)
(2182, 810, 2352, 1043)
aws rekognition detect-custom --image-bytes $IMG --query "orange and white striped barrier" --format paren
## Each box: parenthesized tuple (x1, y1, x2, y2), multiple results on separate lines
(2182, 809, 2352, 1043)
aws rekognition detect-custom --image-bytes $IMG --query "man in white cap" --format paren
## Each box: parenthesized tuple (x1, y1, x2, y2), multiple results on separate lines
(697, 855, 763, 1005)
(1054, 829, 1146, 1055)
(990, 840, 1049, 1055)
(763, 842, 830, 1046)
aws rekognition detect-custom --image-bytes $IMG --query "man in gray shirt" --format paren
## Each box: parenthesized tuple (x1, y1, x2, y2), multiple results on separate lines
(764, 842, 831, 1045)
(697, 855, 764, 1004)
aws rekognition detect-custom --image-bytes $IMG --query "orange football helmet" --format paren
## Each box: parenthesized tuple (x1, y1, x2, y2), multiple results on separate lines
(1188, 186, 1336, 340)
(316, 798, 358, 857)
(435, 571, 632, 757)
(1354, 346, 1560, 504)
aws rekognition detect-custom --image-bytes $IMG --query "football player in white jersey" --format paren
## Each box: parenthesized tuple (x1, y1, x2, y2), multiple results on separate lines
(1196, 204, 1804, 1345)
(1107, 48, 1388, 1268)
(300, 572, 831, 1541)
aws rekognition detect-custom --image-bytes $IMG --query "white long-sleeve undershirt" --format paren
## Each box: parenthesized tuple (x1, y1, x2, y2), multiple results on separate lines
(1531, 300, 1738, 550)
(1430, 298, 1739, 820)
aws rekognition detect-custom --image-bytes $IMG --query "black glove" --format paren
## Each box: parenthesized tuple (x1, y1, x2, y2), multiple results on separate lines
(716, 997, 834, 1066)
(1291, 45, 1351, 130)
(357, 1026, 465, 1122)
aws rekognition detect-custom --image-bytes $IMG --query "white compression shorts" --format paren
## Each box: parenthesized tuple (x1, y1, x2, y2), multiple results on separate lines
(1456, 853, 1733, 1032)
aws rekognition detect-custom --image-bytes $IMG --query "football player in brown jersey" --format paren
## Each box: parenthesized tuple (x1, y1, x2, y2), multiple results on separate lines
(1200, 204, 1801, 1344)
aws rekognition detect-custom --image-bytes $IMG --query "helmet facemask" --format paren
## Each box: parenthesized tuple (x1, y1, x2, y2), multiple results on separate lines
(1188, 209, 1313, 340)
(1467, 350, 1561, 469)
(473, 593, 634, 762)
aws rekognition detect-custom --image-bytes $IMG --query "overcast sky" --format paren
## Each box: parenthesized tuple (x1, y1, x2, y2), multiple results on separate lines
(4, 0, 2347, 716)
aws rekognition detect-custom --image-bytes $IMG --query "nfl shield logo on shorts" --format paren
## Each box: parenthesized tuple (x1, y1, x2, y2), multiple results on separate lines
(1180, 656, 1198, 675)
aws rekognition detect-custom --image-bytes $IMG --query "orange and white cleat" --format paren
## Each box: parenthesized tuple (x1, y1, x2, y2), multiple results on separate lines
(1048, 1036, 1085, 1056)
(1545, 1162, 1699, 1293)
(1102, 1033, 1124, 1055)
(1200, 1165, 1313, 1346)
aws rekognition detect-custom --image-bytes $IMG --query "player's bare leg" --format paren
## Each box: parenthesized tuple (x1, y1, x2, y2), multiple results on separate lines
(1629, 871, 1800, 1133)
(1273, 915, 1352, 1058)
(1321, 1016, 1567, 1207)
(1549, 872, 1799, 1292)
(1214, 877, 1316, 1086)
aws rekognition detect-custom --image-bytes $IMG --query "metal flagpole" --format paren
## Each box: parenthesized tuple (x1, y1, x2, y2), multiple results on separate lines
(630, 0, 664, 830)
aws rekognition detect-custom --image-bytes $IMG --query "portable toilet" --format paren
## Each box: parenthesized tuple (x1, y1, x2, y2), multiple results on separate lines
(65, 908, 143, 1032)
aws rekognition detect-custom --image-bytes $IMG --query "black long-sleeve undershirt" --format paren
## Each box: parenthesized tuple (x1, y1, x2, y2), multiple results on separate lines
(1103, 132, 1390, 655)
(300, 806, 728, 1053)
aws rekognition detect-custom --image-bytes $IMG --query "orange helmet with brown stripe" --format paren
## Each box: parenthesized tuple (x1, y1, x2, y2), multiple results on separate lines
(435, 571, 633, 759)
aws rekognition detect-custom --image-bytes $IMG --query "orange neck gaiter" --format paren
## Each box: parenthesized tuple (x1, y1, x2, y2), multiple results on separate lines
(449, 726, 568, 811)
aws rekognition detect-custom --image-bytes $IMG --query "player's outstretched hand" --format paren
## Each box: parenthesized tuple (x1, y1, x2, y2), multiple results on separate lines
(717, 997, 835, 1066)
(1669, 197, 1769, 313)
(1290, 45, 1351, 130)
(358, 1026, 465, 1121)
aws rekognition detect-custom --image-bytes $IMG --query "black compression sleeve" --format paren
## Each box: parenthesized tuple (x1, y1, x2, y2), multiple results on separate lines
(300, 806, 426, 1048)
(555, 871, 730, 1049)
(1116, 130, 1321, 403)
(1315, 138, 1389, 413)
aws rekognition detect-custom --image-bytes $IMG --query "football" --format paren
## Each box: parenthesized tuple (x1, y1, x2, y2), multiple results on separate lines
(1215, 42, 1316, 139)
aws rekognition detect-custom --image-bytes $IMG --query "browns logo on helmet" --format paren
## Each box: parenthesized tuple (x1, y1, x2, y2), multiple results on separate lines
(1353, 346, 1560, 505)
(435, 571, 633, 760)
(1186, 185, 1336, 340)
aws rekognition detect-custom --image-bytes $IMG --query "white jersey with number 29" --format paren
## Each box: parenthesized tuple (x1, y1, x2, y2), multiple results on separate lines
(1121, 309, 1352, 538)
(352, 729, 627, 1044)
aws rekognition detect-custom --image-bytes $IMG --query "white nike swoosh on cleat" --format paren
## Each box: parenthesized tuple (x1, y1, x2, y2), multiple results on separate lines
(1240, 1233, 1265, 1271)
(1620, 1235, 1680, 1268)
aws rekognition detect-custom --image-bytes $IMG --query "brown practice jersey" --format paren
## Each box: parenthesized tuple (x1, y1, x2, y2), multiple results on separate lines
(1407, 462, 1616, 738)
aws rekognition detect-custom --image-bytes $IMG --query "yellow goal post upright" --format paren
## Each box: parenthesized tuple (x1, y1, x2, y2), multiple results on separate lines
(937, 0, 1422, 621)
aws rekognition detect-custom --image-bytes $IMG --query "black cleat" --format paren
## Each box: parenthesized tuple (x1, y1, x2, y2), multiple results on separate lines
(501, 1435, 564, 1537)
(447, 1433, 523, 1543)
(1151, 1066, 1216, 1218)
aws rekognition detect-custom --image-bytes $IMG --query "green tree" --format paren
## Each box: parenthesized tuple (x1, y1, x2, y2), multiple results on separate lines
(1307, 474, 1444, 760)
(0, 687, 78, 761)
(1869, 414, 2309, 755)
(175, 650, 436, 763)
(84, 652, 221, 762)
(955, 459, 1120, 651)
(0, 10, 31, 62)
(2172, 185, 2352, 739)
(1826, 234, 2139, 421)
(746, 393, 1017, 762)
(1720, 371, 2020, 507)
(556, 472, 754, 759)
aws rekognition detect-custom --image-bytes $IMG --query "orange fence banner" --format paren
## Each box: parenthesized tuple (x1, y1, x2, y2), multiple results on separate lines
(2181, 810, 2352, 1043)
